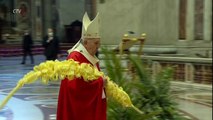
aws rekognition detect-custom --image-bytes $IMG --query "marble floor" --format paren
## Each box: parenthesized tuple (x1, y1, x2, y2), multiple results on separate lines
(0, 55, 212, 120)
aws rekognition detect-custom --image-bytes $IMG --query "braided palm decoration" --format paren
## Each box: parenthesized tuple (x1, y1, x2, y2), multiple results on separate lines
(0, 59, 143, 114)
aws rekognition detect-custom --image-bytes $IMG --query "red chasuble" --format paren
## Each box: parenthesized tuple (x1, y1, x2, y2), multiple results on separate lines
(57, 51, 106, 120)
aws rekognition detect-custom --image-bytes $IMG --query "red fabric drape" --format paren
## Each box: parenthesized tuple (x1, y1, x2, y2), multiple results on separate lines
(57, 51, 106, 120)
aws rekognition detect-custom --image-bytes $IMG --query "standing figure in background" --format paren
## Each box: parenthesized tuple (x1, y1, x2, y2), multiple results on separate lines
(42, 28, 60, 60)
(21, 30, 34, 64)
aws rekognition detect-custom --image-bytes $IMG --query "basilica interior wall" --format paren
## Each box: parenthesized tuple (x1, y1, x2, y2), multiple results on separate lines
(1, 0, 212, 57)
(96, 0, 212, 57)
(59, 0, 85, 25)
(97, 0, 179, 45)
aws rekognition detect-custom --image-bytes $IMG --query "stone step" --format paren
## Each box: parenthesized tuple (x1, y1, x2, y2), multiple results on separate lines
(0, 43, 73, 57)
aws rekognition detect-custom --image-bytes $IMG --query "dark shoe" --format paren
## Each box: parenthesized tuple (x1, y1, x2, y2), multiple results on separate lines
(21, 62, 25, 64)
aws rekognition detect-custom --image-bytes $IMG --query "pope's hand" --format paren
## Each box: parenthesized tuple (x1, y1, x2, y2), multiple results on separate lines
(103, 76, 108, 87)
(47, 37, 53, 43)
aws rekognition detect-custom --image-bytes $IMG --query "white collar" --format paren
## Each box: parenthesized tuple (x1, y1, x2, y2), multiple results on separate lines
(74, 43, 99, 66)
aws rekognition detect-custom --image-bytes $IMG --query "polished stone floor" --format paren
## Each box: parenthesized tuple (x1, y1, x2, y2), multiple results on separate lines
(0, 55, 212, 120)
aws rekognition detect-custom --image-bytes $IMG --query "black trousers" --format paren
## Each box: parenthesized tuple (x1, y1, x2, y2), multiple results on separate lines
(22, 49, 34, 64)
(46, 55, 57, 61)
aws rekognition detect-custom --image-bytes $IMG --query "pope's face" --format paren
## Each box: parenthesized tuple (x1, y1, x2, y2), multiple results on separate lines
(84, 38, 100, 56)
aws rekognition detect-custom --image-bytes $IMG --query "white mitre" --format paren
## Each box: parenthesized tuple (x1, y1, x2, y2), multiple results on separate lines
(81, 12, 100, 39)
(67, 12, 100, 54)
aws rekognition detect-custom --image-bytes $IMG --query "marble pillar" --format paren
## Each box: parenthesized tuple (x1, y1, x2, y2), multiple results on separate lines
(186, 0, 195, 41)
(185, 63, 194, 82)
(41, 0, 52, 36)
(203, 0, 212, 41)
(85, 0, 97, 19)
(30, 0, 35, 40)
(34, 0, 42, 40)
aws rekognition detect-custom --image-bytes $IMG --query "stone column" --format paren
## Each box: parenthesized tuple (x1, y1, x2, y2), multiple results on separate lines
(85, 0, 97, 19)
(41, 0, 52, 35)
(152, 61, 161, 80)
(30, 0, 35, 40)
(91, 0, 97, 19)
(203, 0, 212, 41)
(34, 0, 42, 40)
(186, 0, 195, 41)
(185, 63, 194, 83)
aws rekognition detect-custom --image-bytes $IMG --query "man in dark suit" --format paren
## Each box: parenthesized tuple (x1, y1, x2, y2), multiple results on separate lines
(42, 28, 60, 60)
(21, 30, 34, 64)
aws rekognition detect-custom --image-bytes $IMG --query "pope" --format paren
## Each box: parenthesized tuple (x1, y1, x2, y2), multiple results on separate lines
(56, 12, 107, 120)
